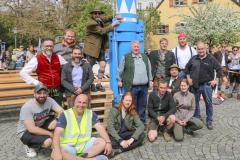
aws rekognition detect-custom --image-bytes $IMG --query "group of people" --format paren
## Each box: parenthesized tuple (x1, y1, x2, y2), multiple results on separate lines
(15, 7, 240, 160)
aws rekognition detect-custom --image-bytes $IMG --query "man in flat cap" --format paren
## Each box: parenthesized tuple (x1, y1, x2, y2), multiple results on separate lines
(17, 84, 64, 158)
(84, 8, 122, 92)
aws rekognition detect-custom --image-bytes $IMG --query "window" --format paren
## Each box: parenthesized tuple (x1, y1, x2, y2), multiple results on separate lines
(170, 0, 187, 7)
(175, 0, 184, 6)
(149, 2, 154, 9)
(155, 25, 169, 35)
(175, 22, 186, 33)
(137, 3, 142, 10)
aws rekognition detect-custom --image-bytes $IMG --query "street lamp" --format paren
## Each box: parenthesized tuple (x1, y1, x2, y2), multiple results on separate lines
(12, 27, 17, 49)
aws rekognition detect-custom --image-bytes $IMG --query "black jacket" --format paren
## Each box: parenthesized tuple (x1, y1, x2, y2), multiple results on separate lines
(61, 60, 94, 96)
(185, 54, 223, 88)
(148, 90, 176, 120)
(148, 50, 175, 78)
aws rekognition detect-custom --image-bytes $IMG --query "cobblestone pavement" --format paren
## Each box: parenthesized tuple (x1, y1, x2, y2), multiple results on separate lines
(1, 98, 240, 160)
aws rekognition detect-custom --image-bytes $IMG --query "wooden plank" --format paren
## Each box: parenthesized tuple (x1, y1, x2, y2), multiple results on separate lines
(0, 98, 28, 107)
(0, 90, 33, 98)
(0, 83, 34, 90)
(0, 73, 36, 78)
(0, 76, 37, 84)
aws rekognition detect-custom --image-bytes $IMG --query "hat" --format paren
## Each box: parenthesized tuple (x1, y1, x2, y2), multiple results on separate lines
(90, 8, 104, 14)
(19, 45, 24, 48)
(169, 64, 180, 71)
(178, 32, 187, 39)
(34, 84, 48, 93)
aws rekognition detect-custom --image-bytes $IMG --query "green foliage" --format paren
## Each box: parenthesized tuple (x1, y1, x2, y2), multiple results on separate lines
(175, 3, 240, 49)
(0, 13, 15, 47)
(138, 9, 160, 42)
(74, 0, 112, 41)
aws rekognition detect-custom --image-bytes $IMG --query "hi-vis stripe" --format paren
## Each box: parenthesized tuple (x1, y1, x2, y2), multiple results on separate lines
(62, 109, 91, 139)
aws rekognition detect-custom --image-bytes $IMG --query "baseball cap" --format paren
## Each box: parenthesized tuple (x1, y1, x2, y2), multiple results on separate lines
(178, 32, 187, 39)
(34, 84, 48, 93)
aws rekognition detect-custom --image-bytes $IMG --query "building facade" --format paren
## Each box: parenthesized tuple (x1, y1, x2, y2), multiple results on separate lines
(150, 0, 240, 49)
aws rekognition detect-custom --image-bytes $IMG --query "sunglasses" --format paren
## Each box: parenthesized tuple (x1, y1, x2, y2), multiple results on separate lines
(233, 49, 238, 51)
(93, 12, 102, 15)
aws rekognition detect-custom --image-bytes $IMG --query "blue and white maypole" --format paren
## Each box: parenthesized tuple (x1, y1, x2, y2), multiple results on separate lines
(109, 0, 144, 106)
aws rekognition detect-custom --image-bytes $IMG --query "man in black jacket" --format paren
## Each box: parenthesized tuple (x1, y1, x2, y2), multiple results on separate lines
(147, 80, 176, 142)
(61, 47, 94, 107)
(185, 41, 228, 130)
(148, 38, 175, 90)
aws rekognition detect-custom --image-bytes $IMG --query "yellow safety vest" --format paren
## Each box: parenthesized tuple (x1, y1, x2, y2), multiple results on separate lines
(60, 108, 92, 154)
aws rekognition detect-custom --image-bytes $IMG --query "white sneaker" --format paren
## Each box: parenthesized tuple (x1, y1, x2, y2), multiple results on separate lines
(24, 145, 37, 158)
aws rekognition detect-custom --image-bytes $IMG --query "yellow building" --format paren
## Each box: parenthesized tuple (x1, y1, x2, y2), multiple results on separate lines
(150, 0, 240, 50)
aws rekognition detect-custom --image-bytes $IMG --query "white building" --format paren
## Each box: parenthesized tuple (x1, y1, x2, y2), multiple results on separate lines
(136, 0, 162, 10)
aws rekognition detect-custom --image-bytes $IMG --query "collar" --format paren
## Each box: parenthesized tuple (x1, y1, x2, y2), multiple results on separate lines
(170, 76, 178, 80)
(180, 91, 189, 96)
(132, 53, 142, 58)
(71, 60, 83, 67)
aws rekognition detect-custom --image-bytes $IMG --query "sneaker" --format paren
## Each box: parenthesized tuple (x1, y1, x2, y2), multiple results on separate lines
(91, 84, 97, 92)
(24, 145, 37, 158)
(206, 121, 213, 130)
(96, 84, 105, 92)
(163, 132, 171, 142)
(96, 154, 109, 160)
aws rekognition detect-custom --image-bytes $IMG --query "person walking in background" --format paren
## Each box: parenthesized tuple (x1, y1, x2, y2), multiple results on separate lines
(26, 45, 36, 63)
(226, 46, 240, 99)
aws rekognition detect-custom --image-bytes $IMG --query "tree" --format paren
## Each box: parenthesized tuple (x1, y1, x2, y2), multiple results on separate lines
(138, 9, 160, 49)
(175, 2, 240, 50)
(74, 0, 112, 41)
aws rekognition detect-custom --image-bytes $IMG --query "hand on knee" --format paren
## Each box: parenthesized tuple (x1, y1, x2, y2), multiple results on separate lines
(42, 138, 52, 148)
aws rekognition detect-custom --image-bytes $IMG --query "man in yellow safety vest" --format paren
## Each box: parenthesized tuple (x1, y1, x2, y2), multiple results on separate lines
(51, 94, 112, 160)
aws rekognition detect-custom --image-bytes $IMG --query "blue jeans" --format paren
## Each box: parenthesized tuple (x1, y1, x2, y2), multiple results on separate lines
(192, 84, 213, 122)
(131, 84, 148, 123)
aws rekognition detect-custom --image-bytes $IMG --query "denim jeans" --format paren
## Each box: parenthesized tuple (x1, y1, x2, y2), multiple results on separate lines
(131, 84, 148, 123)
(192, 84, 213, 122)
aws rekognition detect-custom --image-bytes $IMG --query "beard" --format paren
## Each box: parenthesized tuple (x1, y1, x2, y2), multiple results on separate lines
(73, 57, 82, 63)
(36, 97, 47, 104)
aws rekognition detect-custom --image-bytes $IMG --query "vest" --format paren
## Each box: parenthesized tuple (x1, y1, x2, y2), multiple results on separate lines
(122, 53, 149, 91)
(36, 53, 60, 88)
(60, 108, 92, 154)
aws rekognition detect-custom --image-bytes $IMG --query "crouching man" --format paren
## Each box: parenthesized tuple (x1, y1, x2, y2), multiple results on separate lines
(51, 94, 112, 160)
(17, 84, 64, 158)
(147, 80, 176, 142)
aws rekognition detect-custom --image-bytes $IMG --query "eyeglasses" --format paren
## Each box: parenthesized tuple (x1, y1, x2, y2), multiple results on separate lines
(93, 12, 102, 15)
(233, 49, 238, 51)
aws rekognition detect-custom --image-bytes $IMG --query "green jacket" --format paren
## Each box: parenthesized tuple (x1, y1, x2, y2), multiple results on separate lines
(83, 16, 113, 58)
(122, 53, 150, 91)
(107, 108, 144, 142)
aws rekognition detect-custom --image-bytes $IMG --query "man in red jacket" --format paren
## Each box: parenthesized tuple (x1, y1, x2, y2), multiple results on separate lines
(20, 39, 67, 105)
